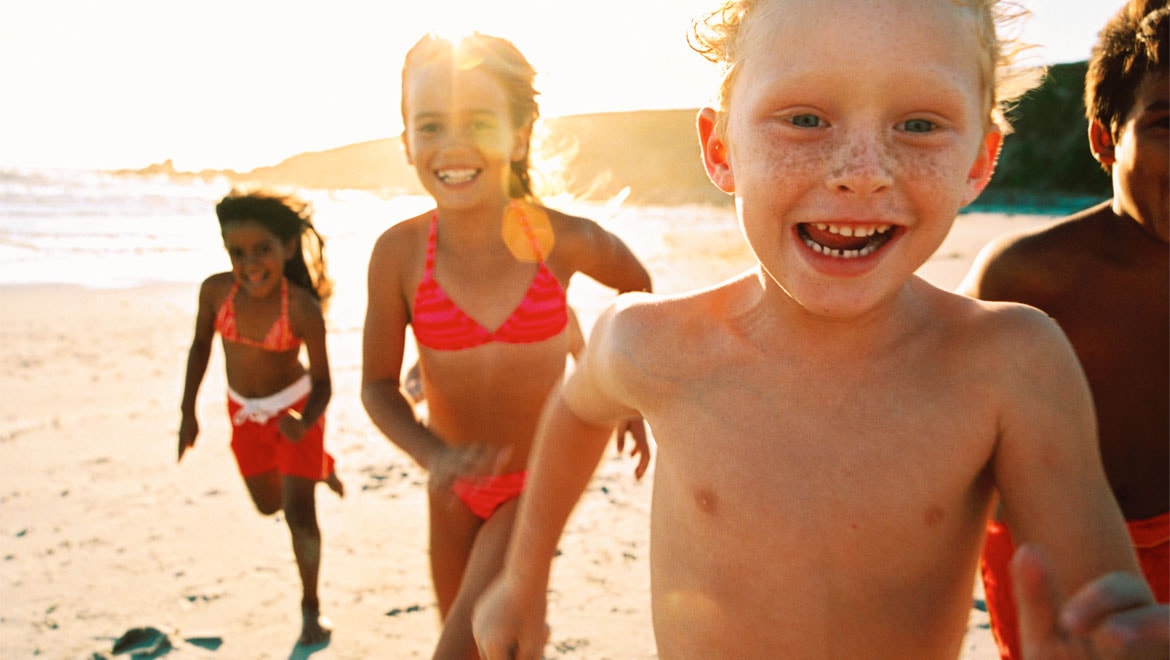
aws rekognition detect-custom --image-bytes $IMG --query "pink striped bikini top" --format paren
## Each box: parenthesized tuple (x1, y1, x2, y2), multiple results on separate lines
(214, 278, 301, 352)
(412, 213, 568, 351)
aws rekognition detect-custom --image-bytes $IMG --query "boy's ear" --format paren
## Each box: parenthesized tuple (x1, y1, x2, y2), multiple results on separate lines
(1088, 120, 1117, 167)
(698, 107, 734, 193)
(962, 128, 1003, 205)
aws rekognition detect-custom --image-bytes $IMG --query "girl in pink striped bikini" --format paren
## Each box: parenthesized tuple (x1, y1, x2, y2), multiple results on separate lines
(361, 32, 653, 658)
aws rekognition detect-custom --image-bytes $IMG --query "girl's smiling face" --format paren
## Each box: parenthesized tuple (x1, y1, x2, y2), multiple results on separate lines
(401, 63, 529, 211)
(222, 220, 295, 298)
(702, 0, 1000, 320)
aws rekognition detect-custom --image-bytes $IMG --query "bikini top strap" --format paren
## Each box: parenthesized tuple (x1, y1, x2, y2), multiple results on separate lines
(425, 211, 439, 275)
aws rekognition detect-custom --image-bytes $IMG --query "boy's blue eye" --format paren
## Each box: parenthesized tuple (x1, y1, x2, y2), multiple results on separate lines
(790, 114, 823, 128)
(901, 118, 936, 133)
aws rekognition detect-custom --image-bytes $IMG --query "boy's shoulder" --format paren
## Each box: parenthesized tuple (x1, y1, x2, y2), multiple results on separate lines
(602, 272, 756, 347)
(985, 203, 1116, 264)
(963, 203, 1115, 300)
(940, 288, 1070, 359)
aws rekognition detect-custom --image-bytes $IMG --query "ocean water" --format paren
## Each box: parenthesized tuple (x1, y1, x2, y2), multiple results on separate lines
(0, 167, 1066, 300)
(0, 168, 751, 294)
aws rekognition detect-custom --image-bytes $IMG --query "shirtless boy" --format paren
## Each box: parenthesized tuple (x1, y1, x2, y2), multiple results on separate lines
(471, 0, 1167, 657)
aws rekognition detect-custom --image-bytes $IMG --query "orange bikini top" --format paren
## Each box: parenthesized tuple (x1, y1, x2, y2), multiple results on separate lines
(214, 278, 301, 352)
(412, 213, 568, 351)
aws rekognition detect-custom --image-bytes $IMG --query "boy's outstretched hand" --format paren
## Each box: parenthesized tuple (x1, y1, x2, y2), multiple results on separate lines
(1013, 543, 1169, 659)
(472, 576, 549, 660)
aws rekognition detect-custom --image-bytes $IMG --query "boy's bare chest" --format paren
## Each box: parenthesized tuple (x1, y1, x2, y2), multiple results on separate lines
(643, 356, 998, 527)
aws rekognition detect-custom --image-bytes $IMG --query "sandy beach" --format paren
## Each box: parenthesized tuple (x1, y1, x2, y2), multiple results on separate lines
(0, 208, 1057, 658)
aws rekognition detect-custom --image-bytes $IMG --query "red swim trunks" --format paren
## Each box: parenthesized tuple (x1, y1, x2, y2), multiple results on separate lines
(226, 375, 334, 481)
(981, 513, 1170, 659)
(451, 471, 526, 519)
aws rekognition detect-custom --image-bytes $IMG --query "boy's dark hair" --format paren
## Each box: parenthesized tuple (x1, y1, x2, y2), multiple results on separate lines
(215, 188, 332, 306)
(1085, 0, 1168, 149)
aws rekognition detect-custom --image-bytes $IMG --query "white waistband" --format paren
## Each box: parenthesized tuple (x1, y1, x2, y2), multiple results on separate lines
(228, 374, 312, 426)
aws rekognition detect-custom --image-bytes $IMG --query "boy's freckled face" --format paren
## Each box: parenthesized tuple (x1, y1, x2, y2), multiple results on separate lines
(1111, 71, 1169, 243)
(720, 0, 996, 317)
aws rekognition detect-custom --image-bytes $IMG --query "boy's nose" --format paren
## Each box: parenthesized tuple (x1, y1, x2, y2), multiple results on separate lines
(825, 137, 894, 195)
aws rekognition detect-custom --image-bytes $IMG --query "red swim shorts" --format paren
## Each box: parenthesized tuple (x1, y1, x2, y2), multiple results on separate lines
(981, 513, 1170, 660)
(226, 390, 334, 481)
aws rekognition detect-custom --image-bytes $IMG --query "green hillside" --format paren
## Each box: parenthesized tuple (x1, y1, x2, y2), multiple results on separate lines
(978, 61, 1112, 210)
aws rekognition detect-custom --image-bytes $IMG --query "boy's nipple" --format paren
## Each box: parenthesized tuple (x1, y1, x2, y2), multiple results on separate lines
(694, 488, 718, 515)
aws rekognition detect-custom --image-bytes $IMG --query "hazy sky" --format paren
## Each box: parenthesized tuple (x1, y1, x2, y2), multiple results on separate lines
(0, 0, 1128, 172)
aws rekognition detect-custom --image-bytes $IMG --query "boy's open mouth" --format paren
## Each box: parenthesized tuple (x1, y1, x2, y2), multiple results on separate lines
(798, 223, 895, 259)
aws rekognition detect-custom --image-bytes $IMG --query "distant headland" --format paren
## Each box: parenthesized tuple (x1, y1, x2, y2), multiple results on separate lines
(113, 62, 1110, 210)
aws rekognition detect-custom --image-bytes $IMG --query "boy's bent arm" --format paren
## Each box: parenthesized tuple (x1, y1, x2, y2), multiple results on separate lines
(474, 306, 641, 660)
(991, 306, 1152, 604)
(473, 394, 616, 660)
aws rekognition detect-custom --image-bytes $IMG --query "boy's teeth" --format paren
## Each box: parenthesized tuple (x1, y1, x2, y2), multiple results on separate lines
(437, 169, 478, 183)
(813, 223, 892, 238)
(801, 223, 895, 259)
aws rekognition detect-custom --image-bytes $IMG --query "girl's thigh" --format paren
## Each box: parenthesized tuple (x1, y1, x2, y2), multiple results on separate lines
(428, 486, 483, 616)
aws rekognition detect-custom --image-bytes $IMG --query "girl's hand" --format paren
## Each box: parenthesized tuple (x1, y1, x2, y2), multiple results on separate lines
(278, 410, 308, 443)
(616, 417, 651, 480)
(427, 443, 512, 494)
(1014, 543, 1169, 659)
(178, 414, 198, 462)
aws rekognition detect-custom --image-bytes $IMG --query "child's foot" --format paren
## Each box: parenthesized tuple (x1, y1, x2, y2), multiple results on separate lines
(324, 471, 345, 498)
(298, 605, 332, 647)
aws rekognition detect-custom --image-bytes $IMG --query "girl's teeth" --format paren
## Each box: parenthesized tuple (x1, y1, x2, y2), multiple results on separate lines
(437, 169, 477, 183)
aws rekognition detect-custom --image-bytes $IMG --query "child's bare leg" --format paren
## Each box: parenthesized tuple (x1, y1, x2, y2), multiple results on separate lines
(324, 470, 345, 498)
(428, 487, 481, 622)
(242, 469, 283, 515)
(283, 475, 331, 646)
(433, 499, 518, 659)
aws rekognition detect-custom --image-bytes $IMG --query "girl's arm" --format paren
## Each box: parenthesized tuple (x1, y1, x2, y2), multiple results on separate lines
(567, 216, 653, 295)
(178, 277, 219, 461)
(360, 230, 447, 472)
(281, 291, 331, 440)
